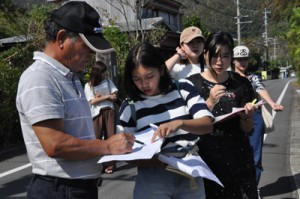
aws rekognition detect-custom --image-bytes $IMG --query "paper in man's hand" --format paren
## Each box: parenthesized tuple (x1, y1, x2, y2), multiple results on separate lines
(98, 125, 163, 163)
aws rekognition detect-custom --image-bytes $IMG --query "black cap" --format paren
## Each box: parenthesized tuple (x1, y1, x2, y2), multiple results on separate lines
(51, 1, 114, 53)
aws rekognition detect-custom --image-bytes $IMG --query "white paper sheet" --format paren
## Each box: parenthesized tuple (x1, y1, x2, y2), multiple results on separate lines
(158, 154, 224, 187)
(98, 125, 163, 163)
(214, 100, 266, 124)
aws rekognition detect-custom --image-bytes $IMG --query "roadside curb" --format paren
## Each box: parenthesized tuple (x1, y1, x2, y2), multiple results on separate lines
(290, 83, 300, 198)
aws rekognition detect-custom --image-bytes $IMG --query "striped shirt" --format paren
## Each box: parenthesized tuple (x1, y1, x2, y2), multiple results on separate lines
(16, 52, 101, 179)
(117, 79, 214, 148)
(247, 73, 265, 100)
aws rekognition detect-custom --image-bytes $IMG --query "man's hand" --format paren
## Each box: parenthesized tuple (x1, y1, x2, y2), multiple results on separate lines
(106, 133, 135, 155)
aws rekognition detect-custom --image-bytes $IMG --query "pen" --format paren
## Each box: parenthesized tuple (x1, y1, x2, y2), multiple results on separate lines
(203, 81, 214, 89)
(134, 140, 145, 146)
(251, 99, 257, 104)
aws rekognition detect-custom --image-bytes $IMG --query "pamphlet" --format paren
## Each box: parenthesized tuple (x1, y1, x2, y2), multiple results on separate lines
(98, 125, 163, 163)
(158, 154, 224, 187)
(214, 100, 265, 124)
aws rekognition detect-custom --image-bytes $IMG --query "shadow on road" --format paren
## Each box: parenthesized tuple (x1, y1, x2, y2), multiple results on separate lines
(0, 174, 31, 199)
(260, 173, 298, 198)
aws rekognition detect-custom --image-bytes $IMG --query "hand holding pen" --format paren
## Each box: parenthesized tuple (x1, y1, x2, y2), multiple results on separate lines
(206, 84, 226, 110)
(239, 99, 257, 120)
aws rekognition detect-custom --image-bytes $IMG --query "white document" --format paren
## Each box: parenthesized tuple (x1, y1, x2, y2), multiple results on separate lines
(98, 125, 163, 163)
(214, 100, 266, 124)
(158, 154, 224, 187)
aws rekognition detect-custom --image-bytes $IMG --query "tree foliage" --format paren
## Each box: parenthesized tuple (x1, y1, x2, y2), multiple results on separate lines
(0, 2, 56, 149)
(287, 7, 300, 81)
(0, 0, 26, 37)
(183, 15, 209, 37)
(178, 0, 298, 76)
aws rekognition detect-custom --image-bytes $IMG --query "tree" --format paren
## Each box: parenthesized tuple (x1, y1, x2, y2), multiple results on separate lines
(287, 7, 300, 82)
(95, 0, 168, 79)
(183, 14, 208, 37)
(0, 3, 56, 148)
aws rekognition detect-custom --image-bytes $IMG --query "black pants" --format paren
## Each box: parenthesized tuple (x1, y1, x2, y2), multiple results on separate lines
(26, 174, 100, 199)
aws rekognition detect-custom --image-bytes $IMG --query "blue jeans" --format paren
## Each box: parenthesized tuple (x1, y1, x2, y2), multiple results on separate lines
(134, 167, 205, 199)
(26, 175, 98, 199)
(249, 110, 264, 184)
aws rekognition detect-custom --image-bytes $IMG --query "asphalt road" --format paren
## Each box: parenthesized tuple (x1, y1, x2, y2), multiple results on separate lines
(0, 77, 298, 199)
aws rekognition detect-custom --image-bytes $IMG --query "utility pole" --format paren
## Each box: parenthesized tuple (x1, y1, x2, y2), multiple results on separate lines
(273, 37, 277, 60)
(263, 8, 271, 61)
(236, 0, 241, 45)
(235, 0, 252, 45)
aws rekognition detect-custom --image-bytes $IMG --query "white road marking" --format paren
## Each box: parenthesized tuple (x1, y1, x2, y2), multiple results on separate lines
(264, 79, 293, 141)
(0, 163, 31, 178)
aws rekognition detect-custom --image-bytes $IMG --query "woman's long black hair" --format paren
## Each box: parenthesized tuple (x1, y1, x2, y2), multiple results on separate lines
(89, 61, 107, 87)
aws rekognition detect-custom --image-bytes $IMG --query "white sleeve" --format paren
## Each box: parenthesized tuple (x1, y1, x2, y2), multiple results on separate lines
(108, 79, 118, 94)
(84, 83, 94, 101)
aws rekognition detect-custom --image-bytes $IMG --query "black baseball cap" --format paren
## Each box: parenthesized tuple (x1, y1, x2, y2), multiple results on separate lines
(51, 1, 114, 53)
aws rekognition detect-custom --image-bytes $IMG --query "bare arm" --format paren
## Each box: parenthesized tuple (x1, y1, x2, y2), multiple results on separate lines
(258, 89, 284, 111)
(33, 119, 134, 160)
(165, 47, 186, 71)
(151, 117, 213, 141)
(90, 93, 118, 105)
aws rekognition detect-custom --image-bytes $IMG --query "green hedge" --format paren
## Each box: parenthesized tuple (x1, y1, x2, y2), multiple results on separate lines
(0, 60, 23, 149)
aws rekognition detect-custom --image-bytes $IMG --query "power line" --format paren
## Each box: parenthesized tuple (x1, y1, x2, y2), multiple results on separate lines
(198, 3, 236, 18)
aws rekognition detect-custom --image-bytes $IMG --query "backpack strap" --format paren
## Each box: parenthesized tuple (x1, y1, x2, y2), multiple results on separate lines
(173, 79, 184, 100)
(126, 98, 136, 123)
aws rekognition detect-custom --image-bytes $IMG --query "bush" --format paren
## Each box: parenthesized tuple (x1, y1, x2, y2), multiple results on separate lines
(0, 3, 56, 150)
(0, 61, 23, 149)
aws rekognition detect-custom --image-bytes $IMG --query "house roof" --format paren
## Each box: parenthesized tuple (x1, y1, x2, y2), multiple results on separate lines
(0, 35, 33, 47)
(116, 17, 178, 33)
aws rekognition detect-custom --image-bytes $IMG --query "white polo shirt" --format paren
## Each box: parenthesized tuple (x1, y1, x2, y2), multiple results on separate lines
(16, 52, 101, 179)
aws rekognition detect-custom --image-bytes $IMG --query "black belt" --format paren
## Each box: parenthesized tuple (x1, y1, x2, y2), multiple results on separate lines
(100, 107, 112, 112)
(34, 174, 102, 188)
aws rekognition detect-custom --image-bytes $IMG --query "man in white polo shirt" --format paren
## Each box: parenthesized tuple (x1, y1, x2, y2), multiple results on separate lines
(16, 2, 134, 198)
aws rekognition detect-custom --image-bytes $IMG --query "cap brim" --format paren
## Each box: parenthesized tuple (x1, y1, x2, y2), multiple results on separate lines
(182, 35, 205, 44)
(234, 55, 251, 58)
(79, 33, 115, 53)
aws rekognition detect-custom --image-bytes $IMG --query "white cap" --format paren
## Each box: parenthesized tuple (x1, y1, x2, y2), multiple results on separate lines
(233, 45, 251, 58)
